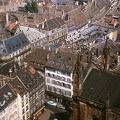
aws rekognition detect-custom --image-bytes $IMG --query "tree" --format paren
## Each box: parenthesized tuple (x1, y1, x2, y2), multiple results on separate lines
(25, 1, 38, 13)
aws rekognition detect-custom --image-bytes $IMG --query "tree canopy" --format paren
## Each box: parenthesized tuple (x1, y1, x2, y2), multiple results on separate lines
(25, 1, 38, 13)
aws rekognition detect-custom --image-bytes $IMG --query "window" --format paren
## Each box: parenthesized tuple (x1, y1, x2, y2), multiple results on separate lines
(26, 105, 28, 111)
(47, 78, 50, 83)
(22, 109, 25, 114)
(22, 102, 24, 108)
(53, 87, 56, 92)
(67, 78, 71, 83)
(61, 77, 65, 81)
(65, 91, 71, 97)
(48, 85, 52, 91)
(62, 83, 66, 87)
(31, 109, 33, 114)
(26, 112, 29, 118)
(23, 115, 25, 120)
(67, 84, 71, 89)
(52, 80, 55, 84)
(56, 88, 60, 94)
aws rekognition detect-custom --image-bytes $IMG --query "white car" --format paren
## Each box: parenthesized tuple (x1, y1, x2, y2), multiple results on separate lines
(56, 104, 65, 109)
(47, 101, 57, 106)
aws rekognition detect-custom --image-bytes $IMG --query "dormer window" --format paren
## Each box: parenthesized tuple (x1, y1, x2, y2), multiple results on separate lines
(0, 100, 5, 106)
(8, 92, 13, 97)
(4, 94, 9, 100)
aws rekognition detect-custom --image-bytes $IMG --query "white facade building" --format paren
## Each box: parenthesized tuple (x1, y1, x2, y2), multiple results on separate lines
(45, 50, 77, 103)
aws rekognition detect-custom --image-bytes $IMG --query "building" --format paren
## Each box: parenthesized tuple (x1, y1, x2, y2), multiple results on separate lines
(45, 50, 78, 105)
(9, 77, 30, 120)
(24, 48, 50, 73)
(0, 32, 30, 63)
(15, 25, 47, 49)
(0, 9, 6, 28)
(0, 83, 18, 120)
(71, 67, 120, 120)
(39, 17, 68, 45)
(10, 64, 46, 120)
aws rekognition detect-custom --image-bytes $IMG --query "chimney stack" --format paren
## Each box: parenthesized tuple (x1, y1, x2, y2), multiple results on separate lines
(9, 68, 12, 78)
(23, 62, 28, 68)
(117, 53, 120, 66)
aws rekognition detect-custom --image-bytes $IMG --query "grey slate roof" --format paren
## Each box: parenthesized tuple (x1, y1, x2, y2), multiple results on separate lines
(0, 84, 16, 112)
(15, 26, 46, 44)
(81, 68, 120, 110)
(0, 33, 30, 56)
(45, 50, 77, 72)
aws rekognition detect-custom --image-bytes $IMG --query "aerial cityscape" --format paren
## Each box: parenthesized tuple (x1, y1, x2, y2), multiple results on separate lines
(0, 0, 120, 120)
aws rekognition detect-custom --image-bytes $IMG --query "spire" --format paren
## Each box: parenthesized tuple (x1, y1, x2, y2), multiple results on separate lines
(102, 37, 110, 70)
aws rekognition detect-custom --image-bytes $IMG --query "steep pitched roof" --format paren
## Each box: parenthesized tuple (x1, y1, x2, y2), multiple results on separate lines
(45, 50, 77, 72)
(0, 84, 16, 112)
(24, 48, 50, 70)
(40, 17, 65, 31)
(9, 77, 27, 97)
(15, 65, 45, 90)
(81, 68, 120, 110)
(0, 61, 20, 76)
(0, 33, 30, 55)
(15, 26, 46, 44)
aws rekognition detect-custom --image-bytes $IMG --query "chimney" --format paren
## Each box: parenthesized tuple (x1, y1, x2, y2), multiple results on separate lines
(55, 48, 58, 53)
(48, 46, 51, 51)
(42, 18, 47, 29)
(16, 21, 18, 24)
(42, 22, 44, 29)
(9, 68, 12, 78)
(117, 53, 120, 66)
(56, 4, 58, 9)
(23, 62, 28, 68)
(47, 53, 50, 60)
(6, 12, 9, 27)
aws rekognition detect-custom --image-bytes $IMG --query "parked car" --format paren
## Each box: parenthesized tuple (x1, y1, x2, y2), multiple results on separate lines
(56, 104, 65, 109)
(47, 101, 57, 106)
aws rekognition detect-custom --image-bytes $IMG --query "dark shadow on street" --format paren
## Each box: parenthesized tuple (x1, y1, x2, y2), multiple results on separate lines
(49, 112, 71, 120)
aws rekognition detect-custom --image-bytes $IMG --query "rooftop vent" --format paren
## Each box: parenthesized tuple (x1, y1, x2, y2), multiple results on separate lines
(0, 100, 5, 106)
(4, 94, 9, 100)
(8, 92, 13, 97)
(18, 86, 23, 92)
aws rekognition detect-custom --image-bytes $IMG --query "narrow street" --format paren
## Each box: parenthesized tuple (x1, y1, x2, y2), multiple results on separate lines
(38, 105, 71, 120)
